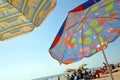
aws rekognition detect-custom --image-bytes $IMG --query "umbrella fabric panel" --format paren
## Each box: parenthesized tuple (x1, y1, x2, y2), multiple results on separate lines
(49, 0, 101, 50)
(7, 0, 56, 26)
(64, 8, 90, 32)
(0, 1, 34, 40)
(0, 0, 56, 40)
(86, 0, 120, 43)
(0, 1, 19, 19)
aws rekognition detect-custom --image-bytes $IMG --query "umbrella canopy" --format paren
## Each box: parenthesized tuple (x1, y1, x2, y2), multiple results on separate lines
(77, 64, 87, 69)
(49, 0, 120, 79)
(64, 68, 76, 72)
(0, 0, 56, 40)
(49, 0, 120, 64)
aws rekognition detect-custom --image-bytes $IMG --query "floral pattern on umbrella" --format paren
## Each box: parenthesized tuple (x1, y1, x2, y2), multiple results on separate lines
(49, 0, 120, 64)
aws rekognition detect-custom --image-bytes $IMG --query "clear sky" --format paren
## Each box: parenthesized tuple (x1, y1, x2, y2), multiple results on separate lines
(0, 0, 120, 80)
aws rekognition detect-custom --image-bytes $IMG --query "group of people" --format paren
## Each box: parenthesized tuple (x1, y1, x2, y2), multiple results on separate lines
(65, 63, 109, 80)
(66, 67, 92, 80)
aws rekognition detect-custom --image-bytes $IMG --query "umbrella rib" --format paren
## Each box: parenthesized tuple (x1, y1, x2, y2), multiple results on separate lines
(59, 21, 85, 64)
(72, 7, 92, 60)
(81, 22, 84, 58)
(58, 15, 87, 64)
(79, 7, 93, 60)
(75, 7, 93, 61)
(65, 7, 91, 32)
(85, 20, 102, 42)
(79, 6, 94, 59)
(85, 20, 102, 52)
(59, 26, 77, 64)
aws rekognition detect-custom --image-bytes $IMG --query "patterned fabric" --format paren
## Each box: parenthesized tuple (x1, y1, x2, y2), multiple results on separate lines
(0, 0, 56, 40)
(49, 0, 120, 64)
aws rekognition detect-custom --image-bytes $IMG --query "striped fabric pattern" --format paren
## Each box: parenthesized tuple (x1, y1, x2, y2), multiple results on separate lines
(0, 0, 56, 40)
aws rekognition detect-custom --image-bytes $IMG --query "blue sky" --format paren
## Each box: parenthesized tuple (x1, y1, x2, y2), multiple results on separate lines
(0, 0, 120, 80)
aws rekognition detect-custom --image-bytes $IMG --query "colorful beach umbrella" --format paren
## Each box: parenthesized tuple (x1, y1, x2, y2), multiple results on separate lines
(0, 0, 56, 41)
(49, 0, 120, 80)
(77, 64, 87, 69)
(64, 68, 76, 72)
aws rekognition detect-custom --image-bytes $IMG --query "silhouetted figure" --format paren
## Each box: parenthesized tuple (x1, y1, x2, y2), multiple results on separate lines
(71, 74, 74, 80)
(58, 76, 60, 80)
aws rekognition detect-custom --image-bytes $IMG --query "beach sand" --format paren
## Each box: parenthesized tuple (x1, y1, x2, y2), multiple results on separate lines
(94, 68, 120, 80)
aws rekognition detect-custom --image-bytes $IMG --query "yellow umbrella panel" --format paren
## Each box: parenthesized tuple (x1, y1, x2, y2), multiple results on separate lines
(77, 64, 87, 69)
(0, 0, 56, 40)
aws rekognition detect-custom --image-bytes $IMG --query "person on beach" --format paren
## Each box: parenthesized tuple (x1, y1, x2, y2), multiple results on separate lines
(103, 62, 107, 70)
(58, 76, 60, 80)
(66, 75, 71, 80)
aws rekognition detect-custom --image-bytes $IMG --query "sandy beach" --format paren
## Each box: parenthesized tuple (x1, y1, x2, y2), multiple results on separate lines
(51, 68, 120, 80)
(94, 68, 120, 80)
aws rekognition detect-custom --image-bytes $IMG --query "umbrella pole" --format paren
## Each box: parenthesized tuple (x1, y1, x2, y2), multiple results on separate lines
(97, 35, 114, 80)
(101, 48, 114, 80)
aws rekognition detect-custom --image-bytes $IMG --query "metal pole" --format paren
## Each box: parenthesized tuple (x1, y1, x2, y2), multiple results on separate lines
(97, 34, 114, 80)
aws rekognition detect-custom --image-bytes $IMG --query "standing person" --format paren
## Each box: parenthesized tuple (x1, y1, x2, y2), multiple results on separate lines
(73, 73, 78, 80)
(83, 70, 88, 80)
(71, 74, 74, 80)
(66, 75, 71, 80)
(77, 69, 83, 79)
(103, 62, 107, 70)
(58, 76, 60, 80)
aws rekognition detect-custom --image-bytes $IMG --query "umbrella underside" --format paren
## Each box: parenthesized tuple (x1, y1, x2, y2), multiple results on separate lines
(0, 0, 56, 40)
(49, 0, 120, 64)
